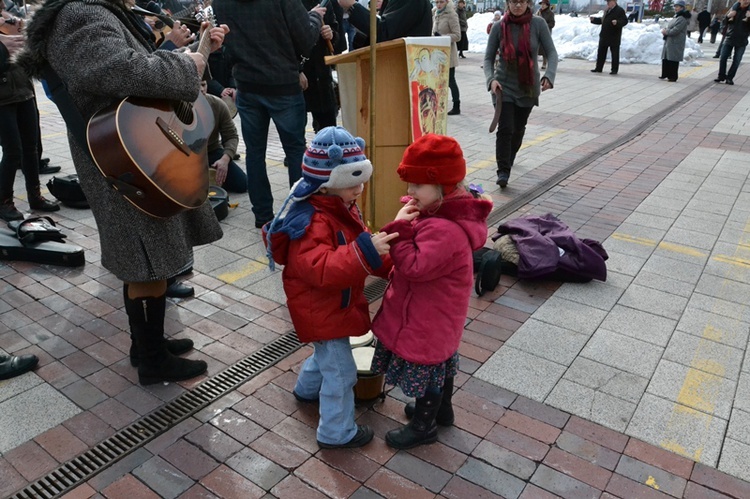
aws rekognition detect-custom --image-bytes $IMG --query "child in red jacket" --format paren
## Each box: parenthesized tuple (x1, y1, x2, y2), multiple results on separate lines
(370, 134, 492, 449)
(264, 126, 395, 449)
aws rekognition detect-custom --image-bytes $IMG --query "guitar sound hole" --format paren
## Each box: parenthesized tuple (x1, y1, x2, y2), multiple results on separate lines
(173, 101, 195, 126)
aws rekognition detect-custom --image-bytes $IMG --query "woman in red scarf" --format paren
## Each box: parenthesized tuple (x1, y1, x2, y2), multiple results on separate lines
(483, 0, 557, 188)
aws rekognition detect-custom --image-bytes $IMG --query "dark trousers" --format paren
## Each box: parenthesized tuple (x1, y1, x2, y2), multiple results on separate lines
(595, 38, 620, 73)
(208, 148, 247, 194)
(719, 43, 746, 80)
(310, 110, 338, 133)
(661, 60, 679, 81)
(495, 102, 533, 176)
(0, 98, 41, 200)
(449, 67, 460, 106)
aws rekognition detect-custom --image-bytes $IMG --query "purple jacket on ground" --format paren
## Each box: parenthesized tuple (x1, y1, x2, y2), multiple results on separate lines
(493, 213, 608, 282)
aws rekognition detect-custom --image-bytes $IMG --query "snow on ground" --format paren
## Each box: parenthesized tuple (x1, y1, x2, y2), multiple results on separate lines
(466, 11, 704, 65)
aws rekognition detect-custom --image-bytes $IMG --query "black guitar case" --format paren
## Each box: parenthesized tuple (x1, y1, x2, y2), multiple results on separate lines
(0, 218, 85, 267)
(47, 174, 89, 208)
(209, 185, 229, 221)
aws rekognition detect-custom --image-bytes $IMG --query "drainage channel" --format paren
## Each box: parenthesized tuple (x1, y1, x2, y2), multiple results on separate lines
(10, 82, 715, 498)
(12, 277, 391, 499)
(11, 332, 304, 499)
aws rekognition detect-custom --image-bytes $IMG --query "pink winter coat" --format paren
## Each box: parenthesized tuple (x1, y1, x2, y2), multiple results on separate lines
(372, 192, 492, 365)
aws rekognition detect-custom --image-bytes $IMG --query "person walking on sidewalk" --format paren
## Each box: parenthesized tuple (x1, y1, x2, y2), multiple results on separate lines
(20, 0, 228, 385)
(433, 0, 462, 115)
(457, 0, 469, 58)
(537, 0, 555, 70)
(264, 126, 395, 449)
(698, 7, 711, 43)
(484, 0, 557, 188)
(659, 0, 689, 82)
(714, 0, 750, 85)
(589, 0, 628, 75)
(369, 134, 492, 450)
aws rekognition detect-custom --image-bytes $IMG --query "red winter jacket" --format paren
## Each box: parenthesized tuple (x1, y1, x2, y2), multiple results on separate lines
(372, 192, 492, 365)
(278, 195, 391, 343)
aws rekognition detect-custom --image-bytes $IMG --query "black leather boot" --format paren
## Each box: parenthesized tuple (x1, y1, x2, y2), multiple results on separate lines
(386, 390, 442, 449)
(0, 199, 23, 221)
(404, 377, 455, 426)
(124, 292, 206, 384)
(124, 285, 195, 367)
(28, 192, 60, 212)
(447, 102, 461, 115)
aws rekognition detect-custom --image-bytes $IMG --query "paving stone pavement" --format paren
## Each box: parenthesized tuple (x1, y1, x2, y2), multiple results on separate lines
(3, 50, 750, 498)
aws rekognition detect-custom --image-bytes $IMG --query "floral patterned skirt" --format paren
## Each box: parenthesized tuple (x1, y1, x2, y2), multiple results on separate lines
(370, 341, 459, 398)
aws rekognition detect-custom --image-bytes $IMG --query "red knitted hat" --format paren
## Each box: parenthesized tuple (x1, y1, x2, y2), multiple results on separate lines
(397, 134, 466, 191)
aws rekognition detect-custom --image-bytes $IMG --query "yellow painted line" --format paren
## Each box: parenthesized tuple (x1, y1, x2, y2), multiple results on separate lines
(468, 129, 567, 172)
(659, 216, 750, 462)
(657, 242, 707, 258)
(217, 260, 267, 284)
(713, 255, 750, 268)
(610, 232, 657, 247)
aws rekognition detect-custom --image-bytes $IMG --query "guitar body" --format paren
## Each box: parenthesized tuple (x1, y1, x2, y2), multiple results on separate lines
(87, 94, 214, 218)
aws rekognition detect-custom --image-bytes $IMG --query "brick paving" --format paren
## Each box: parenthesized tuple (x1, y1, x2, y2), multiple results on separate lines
(2, 51, 750, 498)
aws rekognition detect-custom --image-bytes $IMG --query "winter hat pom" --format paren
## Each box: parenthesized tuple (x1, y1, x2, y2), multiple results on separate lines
(328, 144, 343, 161)
(291, 126, 373, 201)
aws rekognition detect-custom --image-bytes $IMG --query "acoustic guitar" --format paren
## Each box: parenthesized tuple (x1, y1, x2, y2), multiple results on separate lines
(86, 6, 216, 218)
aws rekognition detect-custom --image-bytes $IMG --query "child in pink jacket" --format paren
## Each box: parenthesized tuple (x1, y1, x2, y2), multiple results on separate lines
(370, 134, 492, 449)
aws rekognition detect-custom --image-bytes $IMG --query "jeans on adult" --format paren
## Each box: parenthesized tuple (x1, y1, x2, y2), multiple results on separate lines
(236, 90, 306, 223)
(0, 98, 41, 200)
(719, 42, 746, 80)
(208, 148, 247, 193)
(343, 17, 357, 52)
(495, 101, 533, 177)
(294, 337, 358, 445)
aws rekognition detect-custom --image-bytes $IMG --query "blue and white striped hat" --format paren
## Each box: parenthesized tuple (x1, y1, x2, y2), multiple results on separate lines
(290, 126, 373, 201)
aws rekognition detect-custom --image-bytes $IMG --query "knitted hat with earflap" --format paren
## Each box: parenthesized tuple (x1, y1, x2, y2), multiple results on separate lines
(397, 134, 466, 194)
(264, 126, 373, 270)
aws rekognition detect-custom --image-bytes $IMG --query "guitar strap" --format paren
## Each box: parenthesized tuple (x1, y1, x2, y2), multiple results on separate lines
(41, 65, 144, 198)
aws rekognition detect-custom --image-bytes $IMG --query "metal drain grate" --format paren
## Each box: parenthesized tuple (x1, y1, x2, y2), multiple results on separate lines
(10, 332, 303, 499)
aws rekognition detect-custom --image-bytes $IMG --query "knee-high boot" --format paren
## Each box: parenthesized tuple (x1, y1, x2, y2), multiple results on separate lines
(125, 284, 194, 367)
(403, 376, 455, 426)
(123, 292, 207, 385)
(387, 390, 442, 449)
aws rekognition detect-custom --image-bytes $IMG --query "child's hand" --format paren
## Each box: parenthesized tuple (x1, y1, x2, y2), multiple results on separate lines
(371, 232, 399, 255)
(395, 199, 419, 221)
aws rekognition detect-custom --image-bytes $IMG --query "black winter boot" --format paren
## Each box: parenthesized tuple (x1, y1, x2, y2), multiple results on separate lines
(447, 102, 461, 116)
(386, 390, 442, 449)
(28, 187, 60, 212)
(404, 377, 455, 426)
(0, 199, 23, 221)
(124, 292, 207, 385)
(124, 285, 195, 366)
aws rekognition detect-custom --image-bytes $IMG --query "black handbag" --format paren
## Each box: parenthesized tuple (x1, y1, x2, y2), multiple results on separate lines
(47, 174, 89, 208)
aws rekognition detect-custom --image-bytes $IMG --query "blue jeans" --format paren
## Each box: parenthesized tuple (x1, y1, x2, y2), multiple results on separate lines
(719, 43, 746, 80)
(236, 91, 306, 222)
(343, 18, 357, 52)
(294, 338, 357, 445)
(208, 149, 247, 193)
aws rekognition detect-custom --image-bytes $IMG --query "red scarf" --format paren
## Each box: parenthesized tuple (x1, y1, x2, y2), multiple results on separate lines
(500, 9, 534, 89)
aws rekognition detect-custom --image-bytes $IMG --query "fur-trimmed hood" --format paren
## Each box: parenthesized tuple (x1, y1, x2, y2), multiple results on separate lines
(18, 0, 144, 78)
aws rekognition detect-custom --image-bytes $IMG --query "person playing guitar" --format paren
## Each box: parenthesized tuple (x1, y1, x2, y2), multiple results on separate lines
(19, 0, 229, 385)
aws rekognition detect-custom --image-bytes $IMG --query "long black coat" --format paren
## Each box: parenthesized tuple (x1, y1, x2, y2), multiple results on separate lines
(301, 0, 339, 114)
(591, 4, 628, 43)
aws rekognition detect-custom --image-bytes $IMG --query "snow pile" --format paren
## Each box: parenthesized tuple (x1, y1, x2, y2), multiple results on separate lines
(467, 11, 704, 65)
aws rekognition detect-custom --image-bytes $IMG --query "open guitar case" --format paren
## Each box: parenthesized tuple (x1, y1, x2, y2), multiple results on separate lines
(208, 185, 229, 221)
(0, 217, 85, 267)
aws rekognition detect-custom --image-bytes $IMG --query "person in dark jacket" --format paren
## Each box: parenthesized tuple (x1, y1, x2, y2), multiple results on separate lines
(715, 0, 750, 85)
(697, 8, 711, 43)
(337, 0, 433, 47)
(710, 14, 722, 43)
(590, 0, 628, 75)
(0, 30, 59, 221)
(537, 0, 555, 69)
(457, 0, 469, 58)
(214, 0, 325, 229)
(301, 0, 339, 132)
(659, 0, 689, 82)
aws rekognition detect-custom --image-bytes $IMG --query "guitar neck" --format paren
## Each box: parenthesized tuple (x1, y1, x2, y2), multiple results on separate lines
(196, 23, 213, 61)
